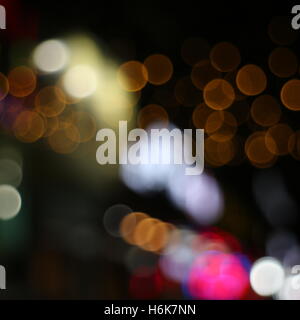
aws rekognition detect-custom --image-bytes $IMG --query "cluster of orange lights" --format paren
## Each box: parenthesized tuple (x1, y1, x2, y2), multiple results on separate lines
(0, 15, 299, 169)
(120, 211, 175, 254)
(0, 65, 96, 154)
(116, 15, 300, 169)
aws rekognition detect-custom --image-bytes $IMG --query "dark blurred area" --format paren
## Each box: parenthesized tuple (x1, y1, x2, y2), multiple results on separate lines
(0, 0, 299, 300)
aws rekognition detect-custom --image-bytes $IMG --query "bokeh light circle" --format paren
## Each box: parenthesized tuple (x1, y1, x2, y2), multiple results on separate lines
(250, 257, 285, 296)
(138, 104, 169, 129)
(63, 65, 98, 98)
(103, 204, 133, 237)
(191, 59, 221, 91)
(8, 66, 36, 98)
(13, 110, 46, 143)
(117, 61, 148, 92)
(268, 47, 298, 78)
(203, 79, 235, 110)
(245, 132, 277, 168)
(236, 64, 267, 96)
(144, 54, 173, 85)
(281, 79, 300, 111)
(210, 42, 241, 72)
(250, 94, 281, 127)
(185, 251, 250, 300)
(265, 124, 293, 156)
(33, 39, 69, 73)
(0, 185, 22, 220)
(35, 86, 66, 118)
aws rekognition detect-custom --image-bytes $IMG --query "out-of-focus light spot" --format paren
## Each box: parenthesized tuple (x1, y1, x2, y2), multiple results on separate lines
(120, 125, 179, 194)
(277, 274, 300, 300)
(47, 126, 79, 154)
(66, 111, 96, 143)
(138, 104, 169, 129)
(35, 86, 66, 118)
(63, 64, 98, 98)
(245, 132, 277, 168)
(281, 79, 300, 111)
(33, 39, 69, 73)
(167, 170, 224, 225)
(252, 169, 298, 227)
(210, 42, 241, 72)
(121, 159, 176, 194)
(224, 71, 246, 102)
(265, 123, 293, 156)
(203, 79, 235, 110)
(133, 217, 160, 247)
(145, 222, 174, 253)
(236, 64, 267, 96)
(191, 60, 221, 91)
(0, 159, 22, 187)
(120, 212, 149, 245)
(268, 47, 298, 78)
(144, 54, 173, 85)
(160, 228, 201, 282)
(268, 16, 298, 45)
(0, 184, 21, 220)
(43, 116, 59, 137)
(250, 257, 284, 296)
(184, 251, 250, 300)
(58, 108, 75, 129)
(103, 204, 133, 237)
(205, 111, 237, 142)
(250, 95, 281, 127)
(192, 103, 213, 129)
(55, 80, 80, 105)
(134, 218, 173, 253)
(205, 137, 236, 167)
(175, 76, 202, 107)
(13, 110, 45, 143)
(181, 37, 210, 66)
(8, 66, 36, 98)
(117, 61, 148, 92)
(63, 34, 136, 129)
(0, 72, 9, 101)
(201, 229, 242, 253)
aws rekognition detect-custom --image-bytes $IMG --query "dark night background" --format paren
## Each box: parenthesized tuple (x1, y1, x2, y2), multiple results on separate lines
(0, 0, 299, 299)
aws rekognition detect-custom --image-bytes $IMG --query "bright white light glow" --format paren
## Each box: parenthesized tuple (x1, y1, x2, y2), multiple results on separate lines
(277, 273, 300, 300)
(0, 185, 21, 220)
(167, 170, 223, 225)
(63, 64, 98, 98)
(33, 39, 69, 73)
(250, 257, 285, 296)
